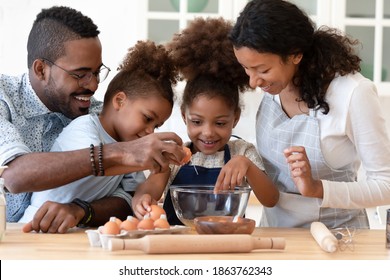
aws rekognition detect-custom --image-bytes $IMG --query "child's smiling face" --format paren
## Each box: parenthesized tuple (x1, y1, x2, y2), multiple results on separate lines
(101, 91, 173, 142)
(182, 95, 240, 155)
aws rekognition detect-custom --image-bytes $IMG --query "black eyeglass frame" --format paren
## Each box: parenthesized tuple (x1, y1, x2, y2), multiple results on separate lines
(41, 58, 111, 87)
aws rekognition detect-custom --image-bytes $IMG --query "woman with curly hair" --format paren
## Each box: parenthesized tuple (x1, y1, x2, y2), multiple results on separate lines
(229, 0, 390, 228)
(20, 40, 179, 230)
(132, 17, 279, 225)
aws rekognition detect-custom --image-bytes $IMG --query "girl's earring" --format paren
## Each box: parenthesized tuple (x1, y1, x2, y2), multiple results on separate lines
(116, 101, 123, 111)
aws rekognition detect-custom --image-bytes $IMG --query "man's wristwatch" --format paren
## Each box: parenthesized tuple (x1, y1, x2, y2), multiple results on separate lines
(71, 198, 94, 227)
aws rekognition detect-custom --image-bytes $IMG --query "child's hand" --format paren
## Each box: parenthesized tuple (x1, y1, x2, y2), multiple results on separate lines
(133, 194, 157, 220)
(214, 155, 250, 192)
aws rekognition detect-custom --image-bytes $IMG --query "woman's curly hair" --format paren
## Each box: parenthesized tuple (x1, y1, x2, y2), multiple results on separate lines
(299, 27, 361, 112)
(167, 17, 250, 113)
(104, 40, 178, 106)
(229, 0, 361, 114)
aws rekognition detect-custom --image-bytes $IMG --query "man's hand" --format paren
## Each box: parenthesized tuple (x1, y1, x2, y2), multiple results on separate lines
(22, 201, 84, 234)
(105, 132, 185, 176)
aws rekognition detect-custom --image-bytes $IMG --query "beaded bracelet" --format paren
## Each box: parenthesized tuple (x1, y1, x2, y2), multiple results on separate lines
(98, 142, 105, 176)
(89, 144, 98, 176)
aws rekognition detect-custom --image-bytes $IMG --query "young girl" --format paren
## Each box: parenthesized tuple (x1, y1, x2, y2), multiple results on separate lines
(20, 40, 179, 230)
(132, 18, 279, 225)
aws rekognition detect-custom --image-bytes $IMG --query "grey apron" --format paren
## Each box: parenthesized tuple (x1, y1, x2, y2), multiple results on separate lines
(257, 93, 369, 229)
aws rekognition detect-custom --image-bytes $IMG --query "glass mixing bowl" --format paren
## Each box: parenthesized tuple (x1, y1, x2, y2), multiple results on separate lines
(170, 185, 251, 228)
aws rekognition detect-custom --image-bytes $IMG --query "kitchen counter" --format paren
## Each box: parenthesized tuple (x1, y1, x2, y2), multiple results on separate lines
(1, 223, 389, 260)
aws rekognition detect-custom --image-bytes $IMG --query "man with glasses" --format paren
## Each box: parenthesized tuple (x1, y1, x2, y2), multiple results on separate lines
(0, 6, 184, 233)
(40, 58, 111, 90)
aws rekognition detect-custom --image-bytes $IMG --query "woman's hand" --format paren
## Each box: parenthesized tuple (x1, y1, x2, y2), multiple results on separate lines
(284, 146, 323, 198)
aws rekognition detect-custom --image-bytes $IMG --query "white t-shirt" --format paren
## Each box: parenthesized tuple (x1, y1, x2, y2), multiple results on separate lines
(19, 114, 145, 222)
(273, 73, 390, 209)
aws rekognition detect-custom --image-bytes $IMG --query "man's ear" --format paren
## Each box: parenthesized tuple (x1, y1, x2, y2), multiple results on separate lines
(113, 91, 127, 110)
(32, 59, 46, 80)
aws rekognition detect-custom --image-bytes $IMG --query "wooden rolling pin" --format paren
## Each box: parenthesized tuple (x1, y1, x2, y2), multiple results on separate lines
(109, 234, 285, 254)
(310, 222, 338, 253)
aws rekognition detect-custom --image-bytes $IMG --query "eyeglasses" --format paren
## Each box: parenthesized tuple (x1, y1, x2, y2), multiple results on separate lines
(42, 58, 110, 87)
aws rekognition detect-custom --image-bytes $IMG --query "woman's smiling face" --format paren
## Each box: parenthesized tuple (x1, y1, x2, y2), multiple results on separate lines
(233, 46, 302, 94)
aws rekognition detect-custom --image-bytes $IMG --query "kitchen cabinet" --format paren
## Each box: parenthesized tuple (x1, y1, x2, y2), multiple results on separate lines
(333, 0, 390, 94)
(290, 0, 390, 94)
(138, 0, 247, 44)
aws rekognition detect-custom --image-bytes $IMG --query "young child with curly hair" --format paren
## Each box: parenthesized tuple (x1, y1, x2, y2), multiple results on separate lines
(20, 40, 178, 231)
(132, 17, 279, 225)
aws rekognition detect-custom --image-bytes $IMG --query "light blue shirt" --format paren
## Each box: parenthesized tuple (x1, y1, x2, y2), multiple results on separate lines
(0, 73, 102, 222)
(19, 114, 144, 222)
